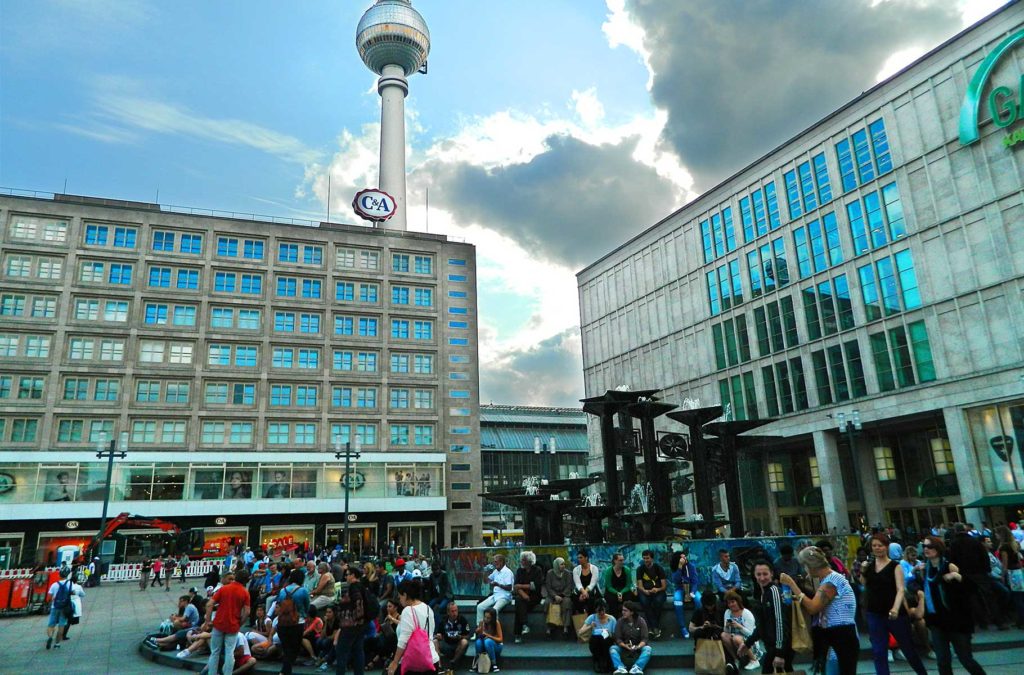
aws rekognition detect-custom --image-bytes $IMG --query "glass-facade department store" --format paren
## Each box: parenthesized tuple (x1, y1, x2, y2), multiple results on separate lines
(578, 4, 1024, 535)
(0, 194, 481, 566)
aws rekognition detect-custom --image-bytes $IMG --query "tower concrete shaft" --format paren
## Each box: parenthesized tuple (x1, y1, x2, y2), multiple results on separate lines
(377, 64, 409, 231)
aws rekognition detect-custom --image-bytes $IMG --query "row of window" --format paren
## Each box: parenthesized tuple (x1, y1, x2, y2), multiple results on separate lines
(719, 319, 934, 419)
(0, 334, 448, 373)
(708, 182, 907, 316)
(4, 417, 442, 448)
(700, 118, 893, 263)
(711, 252, 919, 370)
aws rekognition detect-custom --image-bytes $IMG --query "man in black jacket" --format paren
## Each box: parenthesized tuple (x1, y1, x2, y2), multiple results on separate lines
(513, 551, 546, 643)
(948, 522, 998, 627)
(740, 561, 792, 673)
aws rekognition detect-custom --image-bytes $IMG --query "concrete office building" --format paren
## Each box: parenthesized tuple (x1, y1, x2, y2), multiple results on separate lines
(479, 404, 589, 544)
(578, 5, 1024, 536)
(0, 192, 481, 565)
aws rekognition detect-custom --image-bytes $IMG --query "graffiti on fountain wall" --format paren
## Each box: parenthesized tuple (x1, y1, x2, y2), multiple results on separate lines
(441, 535, 860, 598)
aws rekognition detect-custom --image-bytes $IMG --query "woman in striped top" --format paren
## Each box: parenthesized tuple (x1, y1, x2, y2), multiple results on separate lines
(780, 546, 859, 675)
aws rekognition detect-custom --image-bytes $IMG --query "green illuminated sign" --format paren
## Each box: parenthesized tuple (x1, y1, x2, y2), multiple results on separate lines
(959, 28, 1024, 148)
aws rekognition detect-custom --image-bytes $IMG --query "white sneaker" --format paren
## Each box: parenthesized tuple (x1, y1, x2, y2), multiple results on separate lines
(176, 650, 190, 659)
(521, 625, 529, 634)
(887, 651, 894, 663)
(629, 666, 643, 674)
(613, 668, 628, 674)
(744, 660, 760, 670)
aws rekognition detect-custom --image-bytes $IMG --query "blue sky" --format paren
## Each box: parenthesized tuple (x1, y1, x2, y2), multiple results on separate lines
(0, 0, 1006, 405)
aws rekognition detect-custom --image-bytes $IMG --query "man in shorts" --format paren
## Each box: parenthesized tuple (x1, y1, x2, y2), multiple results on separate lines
(45, 569, 75, 649)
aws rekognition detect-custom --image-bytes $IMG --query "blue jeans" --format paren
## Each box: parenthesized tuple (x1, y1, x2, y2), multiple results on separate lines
(672, 589, 688, 636)
(865, 612, 926, 675)
(475, 637, 502, 663)
(638, 591, 665, 632)
(207, 628, 237, 675)
(610, 644, 652, 671)
(335, 627, 365, 675)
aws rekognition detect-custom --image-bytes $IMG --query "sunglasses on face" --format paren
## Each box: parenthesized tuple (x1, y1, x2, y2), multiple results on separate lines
(922, 544, 935, 549)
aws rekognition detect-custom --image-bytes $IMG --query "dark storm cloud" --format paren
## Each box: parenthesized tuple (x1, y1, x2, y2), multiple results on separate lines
(481, 328, 584, 407)
(424, 134, 679, 268)
(626, 0, 962, 187)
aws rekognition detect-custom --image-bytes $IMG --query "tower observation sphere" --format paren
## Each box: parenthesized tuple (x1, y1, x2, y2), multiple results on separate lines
(354, 0, 430, 231)
(356, 0, 430, 76)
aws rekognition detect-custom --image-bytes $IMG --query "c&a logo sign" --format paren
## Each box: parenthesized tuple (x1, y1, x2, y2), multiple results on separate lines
(959, 28, 1024, 149)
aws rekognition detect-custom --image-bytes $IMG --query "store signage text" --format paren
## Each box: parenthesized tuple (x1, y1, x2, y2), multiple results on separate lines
(960, 28, 1024, 148)
(352, 188, 397, 222)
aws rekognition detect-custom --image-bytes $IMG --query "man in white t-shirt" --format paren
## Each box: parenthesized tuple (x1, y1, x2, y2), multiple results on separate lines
(476, 554, 514, 624)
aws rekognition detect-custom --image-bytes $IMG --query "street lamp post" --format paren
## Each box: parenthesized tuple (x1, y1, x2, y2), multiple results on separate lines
(95, 432, 128, 571)
(335, 438, 362, 554)
(836, 411, 864, 531)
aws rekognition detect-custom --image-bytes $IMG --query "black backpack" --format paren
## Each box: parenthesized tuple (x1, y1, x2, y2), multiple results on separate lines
(53, 580, 72, 609)
(362, 585, 380, 621)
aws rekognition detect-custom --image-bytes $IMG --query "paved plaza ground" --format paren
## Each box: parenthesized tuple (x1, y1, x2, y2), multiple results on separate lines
(2, 582, 1024, 674)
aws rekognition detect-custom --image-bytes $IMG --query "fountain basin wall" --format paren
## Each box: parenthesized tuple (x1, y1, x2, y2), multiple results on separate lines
(440, 535, 862, 598)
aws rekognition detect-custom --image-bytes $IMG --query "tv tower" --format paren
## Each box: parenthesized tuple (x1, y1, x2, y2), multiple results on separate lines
(355, 0, 430, 231)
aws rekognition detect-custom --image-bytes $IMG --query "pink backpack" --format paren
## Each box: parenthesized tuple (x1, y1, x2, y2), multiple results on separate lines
(401, 604, 434, 674)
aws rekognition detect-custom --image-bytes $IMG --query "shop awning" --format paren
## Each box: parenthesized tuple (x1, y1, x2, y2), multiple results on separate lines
(964, 492, 1024, 508)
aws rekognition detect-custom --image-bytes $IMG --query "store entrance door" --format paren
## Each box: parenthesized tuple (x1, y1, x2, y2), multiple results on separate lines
(387, 522, 436, 557)
(326, 524, 377, 557)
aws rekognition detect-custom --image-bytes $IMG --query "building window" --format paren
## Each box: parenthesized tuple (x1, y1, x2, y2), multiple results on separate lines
(391, 354, 409, 373)
(803, 275, 854, 340)
(179, 233, 202, 254)
(414, 354, 433, 374)
(931, 438, 954, 476)
(58, 419, 84, 442)
(336, 281, 354, 301)
(767, 463, 785, 492)
(272, 347, 294, 368)
(172, 305, 196, 326)
(244, 240, 264, 260)
(717, 372, 758, 421)
(217, 237, 237, 257)
(358, 283, 378, 303)
(392, 254, 410, 273)
(873, 446, 897, 481)
(711, 315, 752, 370)
(238, 309, 260, 329)
(279, 243, 298, 263)
(808, 456, 821, 487)
(240, 274, 262, 294)
(390, 388, 409, 409)
(811, 341, 867, 405)
(752, 296, 798, 356)
(296, 385, 318, 407)
(392, 286, 410, 305)
(761, 357, 809, 416)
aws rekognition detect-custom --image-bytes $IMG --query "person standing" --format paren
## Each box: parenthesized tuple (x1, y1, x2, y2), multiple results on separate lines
(779, 547, 859, 675)
(996, 525, 1024, 628)
(858, 533, 927, 675)
(333, 566, 368, 675)
(87, 556, 101, 588)
(670, 551, 698, 639)
(389, 579, 441, 675)
(277, 569, 311, 675)
(920, 536, 986, 675)
(475, 554, 514, 625)
(635, 551, 667, 639)
(140, 557, 152, 591)
(62, 575, 86, 640)
(602, 553, 636, 620)
(165, 556, 178, 591)
(741, 561, 791, 674)
(180, 552, 190, 584)
(512, 550, 545, 643)
(205, 569, 251, 675)
(152, 556, 164, 588)
(44, 568, 74, 650)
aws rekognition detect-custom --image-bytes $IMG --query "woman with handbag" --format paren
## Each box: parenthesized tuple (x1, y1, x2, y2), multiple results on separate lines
(545, 557, 573, 639)
(858, 533, 927, 675)
(996, 525, 1024, 627)
(779, 546, 859, 675)
(921, 535, 986, 675)
(388, 579, 441, 675)
(473, 607, 504, 673)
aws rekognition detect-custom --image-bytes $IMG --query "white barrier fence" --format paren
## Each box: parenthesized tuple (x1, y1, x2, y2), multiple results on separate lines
(0, 559, 221, 582)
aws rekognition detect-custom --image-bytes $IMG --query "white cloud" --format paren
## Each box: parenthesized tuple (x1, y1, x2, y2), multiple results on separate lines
(65, 76, 323, 165)
(875, 46, 927, 82)
(572, 87, 606, 128)
(602, 0, 654, 90)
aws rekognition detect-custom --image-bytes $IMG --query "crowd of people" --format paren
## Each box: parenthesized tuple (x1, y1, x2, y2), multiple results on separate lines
(116, 517, 1024, 674)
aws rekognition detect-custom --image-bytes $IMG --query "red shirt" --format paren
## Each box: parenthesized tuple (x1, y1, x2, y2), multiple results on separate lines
(211, 581, 251, 634)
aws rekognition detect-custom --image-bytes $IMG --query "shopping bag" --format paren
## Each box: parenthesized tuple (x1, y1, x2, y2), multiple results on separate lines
(694, 638, 727, 675)
(475, 653, 491, 673)
(790, 604, 812, 655)
(1008, 568, 1024, 592)
(546, 601, 564, 627)
(572, 613, 590, 642)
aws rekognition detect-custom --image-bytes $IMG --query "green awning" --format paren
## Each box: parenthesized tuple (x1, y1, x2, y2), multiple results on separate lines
(964, 492, 1024, 508)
